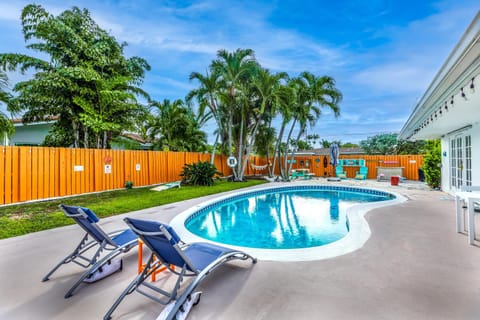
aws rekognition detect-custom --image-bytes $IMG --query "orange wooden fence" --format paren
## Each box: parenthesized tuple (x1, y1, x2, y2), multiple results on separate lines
(0, 146, 423, 205)
(0, 147, 251, 205)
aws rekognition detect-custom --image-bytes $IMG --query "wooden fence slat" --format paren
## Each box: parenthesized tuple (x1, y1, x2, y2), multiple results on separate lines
(31, 147, 39, 201)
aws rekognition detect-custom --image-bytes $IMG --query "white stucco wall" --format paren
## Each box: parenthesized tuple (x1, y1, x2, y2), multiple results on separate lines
(440, 137, 450, 192)
(471, 123, 480, 186)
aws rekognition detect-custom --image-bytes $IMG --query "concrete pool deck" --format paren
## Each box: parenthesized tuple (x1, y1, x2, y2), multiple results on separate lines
(1, 179, 479, 319)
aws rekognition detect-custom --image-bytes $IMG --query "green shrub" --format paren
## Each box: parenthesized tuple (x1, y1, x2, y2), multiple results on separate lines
(423, 140, 441, 189)
(180, 161, 221, 186)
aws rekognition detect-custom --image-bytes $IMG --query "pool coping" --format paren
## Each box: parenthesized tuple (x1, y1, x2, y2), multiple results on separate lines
(170, 184, 407, 261)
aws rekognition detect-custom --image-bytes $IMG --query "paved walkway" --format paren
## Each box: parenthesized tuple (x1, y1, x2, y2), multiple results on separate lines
(1, 179, 479, 319)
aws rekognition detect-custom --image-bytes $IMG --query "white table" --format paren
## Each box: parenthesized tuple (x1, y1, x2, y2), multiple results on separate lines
(455, 191, 480, 244)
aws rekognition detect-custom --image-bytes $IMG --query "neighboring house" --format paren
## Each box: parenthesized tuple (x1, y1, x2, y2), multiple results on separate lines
(1, 117, 150, 149)
(399, 12, 480, 193)
(2, 118, 55, 146)
(111, 133, 152, 150)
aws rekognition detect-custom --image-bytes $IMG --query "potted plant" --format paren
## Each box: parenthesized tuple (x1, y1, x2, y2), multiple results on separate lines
(124, 180, 134, 189)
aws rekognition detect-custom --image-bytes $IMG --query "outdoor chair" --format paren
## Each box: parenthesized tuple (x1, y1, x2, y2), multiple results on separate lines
(290, 169, 302, 180)
(355, 166, 368, 180)
(335, 165, 347, 179)
(104, 217, 257, 320)
(42, 204, 138, 298)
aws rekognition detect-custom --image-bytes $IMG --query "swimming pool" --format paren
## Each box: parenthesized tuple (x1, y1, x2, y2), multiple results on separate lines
(170, 184, 406, 261)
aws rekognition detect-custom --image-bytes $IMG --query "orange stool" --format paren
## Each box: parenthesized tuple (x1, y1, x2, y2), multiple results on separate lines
(137, 239, 173, 282)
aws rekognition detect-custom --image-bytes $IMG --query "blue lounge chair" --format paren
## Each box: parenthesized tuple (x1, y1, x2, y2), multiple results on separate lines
(336, 165, 347, 179)
(104, 217, 257, 320)
(42, 205, 138, 298)
(355, 166, 368, 180)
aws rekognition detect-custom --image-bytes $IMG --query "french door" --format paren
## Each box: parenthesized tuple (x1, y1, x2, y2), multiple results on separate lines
(450, 134, 472, 189)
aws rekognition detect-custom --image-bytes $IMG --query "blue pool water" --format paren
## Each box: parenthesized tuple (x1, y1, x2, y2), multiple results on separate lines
(185, 186, 394, 249)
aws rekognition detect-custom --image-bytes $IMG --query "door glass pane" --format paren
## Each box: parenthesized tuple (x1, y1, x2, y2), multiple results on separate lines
(457, 137, 463, 188)
(465, 135, 472, 186)
(450, 139, 456, 187)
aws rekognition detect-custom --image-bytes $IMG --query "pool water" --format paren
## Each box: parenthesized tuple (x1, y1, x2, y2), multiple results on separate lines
(185, 188, 392, 249)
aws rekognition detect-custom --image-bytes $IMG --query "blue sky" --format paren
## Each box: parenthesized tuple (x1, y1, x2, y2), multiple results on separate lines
(0, 1, 478, 145)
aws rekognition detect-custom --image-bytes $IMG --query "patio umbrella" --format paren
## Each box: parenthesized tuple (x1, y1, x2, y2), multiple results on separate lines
(329, 143, 339, 167)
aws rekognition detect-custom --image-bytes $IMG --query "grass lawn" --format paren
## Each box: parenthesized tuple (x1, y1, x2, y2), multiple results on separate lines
(0, 179, 267, 239)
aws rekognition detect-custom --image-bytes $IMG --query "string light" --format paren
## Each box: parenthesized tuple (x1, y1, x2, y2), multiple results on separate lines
(410, 73, 479, 140)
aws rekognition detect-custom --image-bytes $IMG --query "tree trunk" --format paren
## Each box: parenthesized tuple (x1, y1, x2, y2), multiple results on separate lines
(210, 133, 219, 164)
(282, 118, 297, 180)
(236, 115, 245, 181)
(240, 112, 263, 179)
(83, 125, 89, 148)
(103, 131, 108, 149)
(272, 122, 286, 179)
(227, 97, 237, 181)
(287, 124, 304, 177)
(72, 121, 79, 148)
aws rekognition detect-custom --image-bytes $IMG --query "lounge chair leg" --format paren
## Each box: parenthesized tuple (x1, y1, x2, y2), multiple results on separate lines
(65, 250, 122, 298)
(42, 258, 69, 282)
(42, 233, 91, 282)
(104, 255, 157, 319)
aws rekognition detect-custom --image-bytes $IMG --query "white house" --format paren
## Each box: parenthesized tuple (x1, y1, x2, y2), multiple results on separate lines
(399, 11, 480, 193)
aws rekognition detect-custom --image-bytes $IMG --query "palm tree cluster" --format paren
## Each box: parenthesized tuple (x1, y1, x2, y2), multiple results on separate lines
(142, 99, 207, 152)
(188, 49, 342, 181)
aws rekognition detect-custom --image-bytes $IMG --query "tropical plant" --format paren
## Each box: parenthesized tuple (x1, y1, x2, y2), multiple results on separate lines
(180, 161, 221, 186)
(276, 72, 342, 180)
(306, 133, 320, 147)
(320, 139, 331, 148)
(187, 70, 226, 161)
(360, 133, 397, 154)
(188, 50, 342, 181)
(210, 48, 260, 181)
(147, 99, 207, 151)
(422, 140, 441, 188)
(360, 133, 427, 155)
(0, 4, 150, 148)
(341, 142, 359, 148)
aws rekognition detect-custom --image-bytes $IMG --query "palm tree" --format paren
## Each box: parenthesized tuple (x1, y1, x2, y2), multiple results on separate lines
(187, 70, 226, 162)
(248, 69, 288, 178)
(211, 48, 259, 180)
(277, 72, 342, 180)
(147, 99, 206, 151)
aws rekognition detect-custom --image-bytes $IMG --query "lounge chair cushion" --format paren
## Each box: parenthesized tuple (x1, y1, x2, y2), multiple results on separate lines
(80, 207, 100, 223)
(111, 229, 138, 247)
(184, 242, 234, 271)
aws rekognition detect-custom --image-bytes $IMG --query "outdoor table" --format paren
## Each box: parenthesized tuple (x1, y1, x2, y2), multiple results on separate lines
(455, 191, 480, 245)
(138, 239, 173, 281)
